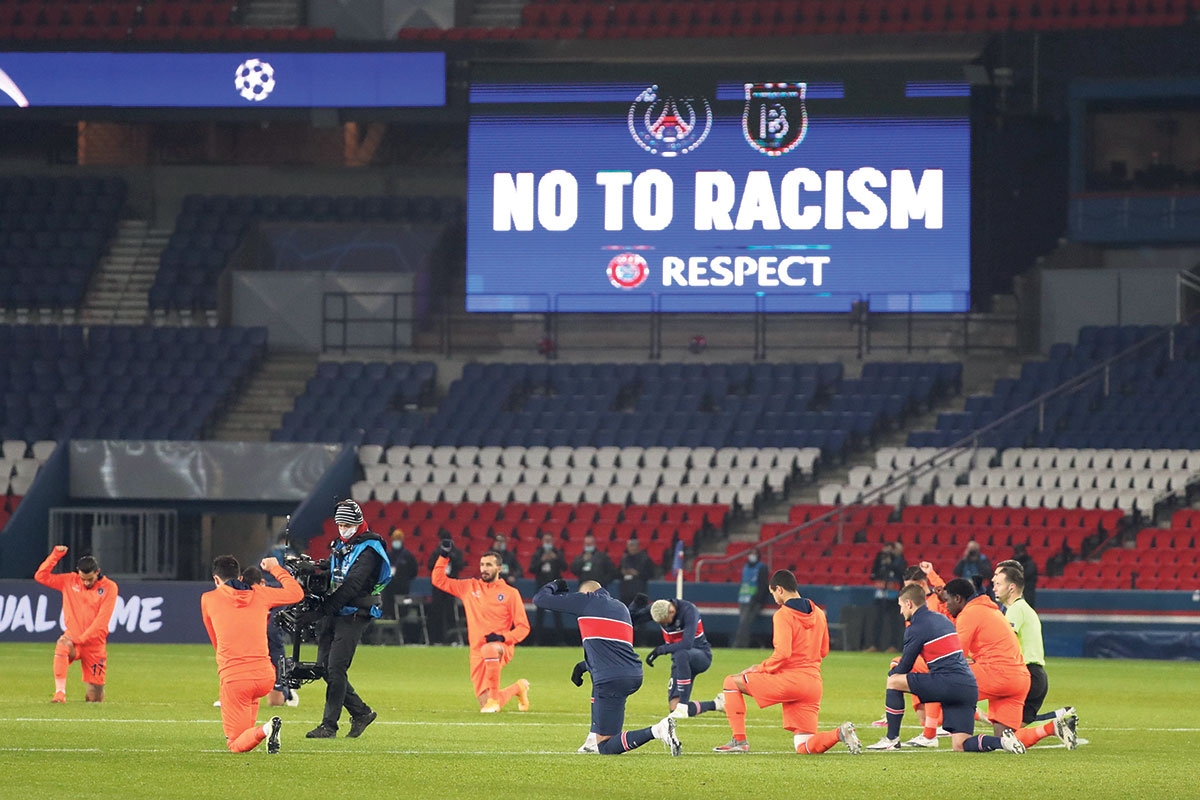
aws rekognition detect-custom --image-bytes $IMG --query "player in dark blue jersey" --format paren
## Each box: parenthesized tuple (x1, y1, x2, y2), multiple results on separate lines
(867, 584, 1025, 755)
(629, 594, 718, 720)
(533, 578, 682, 757)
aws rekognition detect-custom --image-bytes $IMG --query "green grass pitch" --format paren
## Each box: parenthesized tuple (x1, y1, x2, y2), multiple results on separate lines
(2, 642, 1196, 799)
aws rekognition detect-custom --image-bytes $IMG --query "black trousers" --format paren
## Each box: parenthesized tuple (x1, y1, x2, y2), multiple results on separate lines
(532, 606, 565, 646)
(1023, 663, 1049, 724)
(316, 614, 372, 729)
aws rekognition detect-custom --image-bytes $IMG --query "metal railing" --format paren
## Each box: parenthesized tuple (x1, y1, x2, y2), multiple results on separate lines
(320, 289, 1018, 359)
(693, 319, 1192, 580)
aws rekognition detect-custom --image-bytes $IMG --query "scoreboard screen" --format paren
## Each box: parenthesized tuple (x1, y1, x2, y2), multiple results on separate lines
(467, 72, 970, 313)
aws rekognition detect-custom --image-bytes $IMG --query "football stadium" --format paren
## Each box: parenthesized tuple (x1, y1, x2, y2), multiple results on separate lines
(2, 1, 1200, 797)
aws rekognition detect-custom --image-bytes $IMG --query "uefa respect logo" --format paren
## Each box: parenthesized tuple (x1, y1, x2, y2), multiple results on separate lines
(234, 58, 276, 102)
(607, 253, 649, 289)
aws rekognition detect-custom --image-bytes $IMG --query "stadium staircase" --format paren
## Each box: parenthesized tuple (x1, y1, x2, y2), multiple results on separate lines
(211, 352, 319, 442)
(79, 220, 168, 327)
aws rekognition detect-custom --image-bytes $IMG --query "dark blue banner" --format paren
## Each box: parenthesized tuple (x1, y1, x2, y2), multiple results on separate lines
(0, 52, 445, 108)
(467, 81, 969, 313)
(0, 579, 210, 643)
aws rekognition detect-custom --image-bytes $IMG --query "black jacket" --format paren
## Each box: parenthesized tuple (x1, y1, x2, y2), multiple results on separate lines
(388, 544, 419, 595)
(322, 530, 388, 614)
(529, 546, 568, 584)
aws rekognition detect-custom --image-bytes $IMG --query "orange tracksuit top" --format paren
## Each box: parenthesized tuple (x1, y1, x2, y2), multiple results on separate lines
(923, 566, 951, 618)
(954, 593, 1026, 677)
(34, 550, 119, 646)
(432, 556, 530, 648)
(201, 565, 303, 682)
(757, 597, 829, 679)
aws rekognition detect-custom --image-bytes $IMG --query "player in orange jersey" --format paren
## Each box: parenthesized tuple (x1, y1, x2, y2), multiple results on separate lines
(34, 546, 119, 703)
(432, 537, 531, 712)
(201, 555, 304, 753)
(943, 577, 1031, 741)
(712, 569, 861, 755)
(945, 575, 1080, 753)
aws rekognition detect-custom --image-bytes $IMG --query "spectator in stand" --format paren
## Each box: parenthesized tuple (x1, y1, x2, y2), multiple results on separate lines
(492, 533, 523, 581)
(953, 541, 992, 585)
(732, 549, 770, 648)
(570, 533, 618, 590)
(618, 538, 656, 605)
(427, 535, 466, 644)
(867, 541, 906, 653)
(381, 528, 418, 619)
(1009, 544, 1038, 608)
(529, 533, 568, 645)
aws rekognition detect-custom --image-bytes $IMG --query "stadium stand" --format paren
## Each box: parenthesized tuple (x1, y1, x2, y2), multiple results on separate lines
(149, 194, 464, 315)
(400, 0, 1192, 41)
(0, 175, 126, 314)
(0, 324, 267, 442)
(0, 1, 335, 42)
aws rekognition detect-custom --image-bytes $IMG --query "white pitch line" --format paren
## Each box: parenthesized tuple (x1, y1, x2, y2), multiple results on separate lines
(1, 717, 1168, 734)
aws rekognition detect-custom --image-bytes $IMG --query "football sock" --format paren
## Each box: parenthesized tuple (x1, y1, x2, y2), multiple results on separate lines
(598, 728, 654, 754)
(1032, 710, 1057, 722)
(796, 728, 840, 754)
(962, 734, 1004, 752)
(53, 642, 69, 692)
(494, 682, 520, 709)
(482, 657, 502, 696)
(885, 689, 906, 740)
(229, 725, 268, 753)
(923, 702, 943, 738)
(1015, 721, 1054, 748)
(722, 676, 747, 740)
(689, 700, 717, 717)
(674, 678, 693, 706)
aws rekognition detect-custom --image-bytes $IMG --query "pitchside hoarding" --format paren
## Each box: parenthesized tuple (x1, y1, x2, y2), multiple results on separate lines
(467, 78, 970, 313)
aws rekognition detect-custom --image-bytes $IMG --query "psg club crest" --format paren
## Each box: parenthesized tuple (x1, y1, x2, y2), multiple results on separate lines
(607, 253, 649, 289)
(628, 85, 712, 158)
(743, 82, 807, 157)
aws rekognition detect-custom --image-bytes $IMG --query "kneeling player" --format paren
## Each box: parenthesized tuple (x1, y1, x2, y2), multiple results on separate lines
(533, 579, 681, 757)
(868, 584, 1024, 754)
(713, 570, 860, 755)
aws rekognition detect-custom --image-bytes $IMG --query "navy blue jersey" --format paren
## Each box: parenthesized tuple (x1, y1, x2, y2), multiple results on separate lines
(640, 598, 711, 656)
(533, 584, 642, 682)
(891, 605, 975, 682)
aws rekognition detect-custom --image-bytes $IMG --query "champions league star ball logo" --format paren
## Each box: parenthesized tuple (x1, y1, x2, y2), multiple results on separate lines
(235, 58, 276, 102)
(607, 253, 649, 289)
(743, 82, 807, 157)
(628, 85, 712, 158)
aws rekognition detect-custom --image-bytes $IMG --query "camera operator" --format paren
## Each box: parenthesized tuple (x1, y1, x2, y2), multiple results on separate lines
(303, 499, 391, 740)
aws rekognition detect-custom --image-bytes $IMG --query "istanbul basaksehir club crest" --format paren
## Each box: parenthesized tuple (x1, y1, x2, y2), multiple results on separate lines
(628, 85, 712, 158)
(607, 253, 649, 289)
(743, 82, 807, 157)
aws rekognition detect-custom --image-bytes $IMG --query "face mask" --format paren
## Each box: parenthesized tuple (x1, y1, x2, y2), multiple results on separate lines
(584, 545, 595, 554)
(496, 543, 506, 551)
(392, 541, 403, 550)
(339, 525, 359, 541)
(543, 543, 553, 551)
(747, 554, 758, 564)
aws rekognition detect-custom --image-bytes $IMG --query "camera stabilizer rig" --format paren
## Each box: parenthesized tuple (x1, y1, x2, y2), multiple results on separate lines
(274, 551, 329, 689)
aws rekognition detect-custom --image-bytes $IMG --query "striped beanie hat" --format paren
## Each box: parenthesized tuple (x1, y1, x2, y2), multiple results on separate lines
(334, 500, 364, 527)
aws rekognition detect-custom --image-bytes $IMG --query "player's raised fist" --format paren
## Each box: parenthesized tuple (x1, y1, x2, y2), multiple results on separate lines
(260, 557, 280, 571)
(919, 561, 933, 573)
(54, 545, 68, 554)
